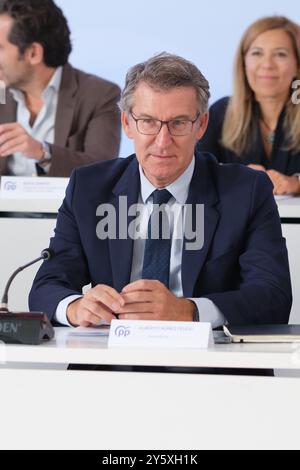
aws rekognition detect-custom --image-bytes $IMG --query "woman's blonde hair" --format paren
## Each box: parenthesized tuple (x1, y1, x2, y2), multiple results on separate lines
(222, 16, 300, 155)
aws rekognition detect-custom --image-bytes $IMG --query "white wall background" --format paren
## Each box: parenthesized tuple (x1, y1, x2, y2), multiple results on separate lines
(56, 0, 300, 157)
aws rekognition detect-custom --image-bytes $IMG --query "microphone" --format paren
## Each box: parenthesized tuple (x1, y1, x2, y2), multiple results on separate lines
(0, 249, 53, 311)
(0, 249, 55, 345)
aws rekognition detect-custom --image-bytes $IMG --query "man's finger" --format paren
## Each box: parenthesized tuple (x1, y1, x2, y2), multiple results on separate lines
(0, 137, 25, 156)
(0, 128, 23, 146)
(0, 123, 22, 136)
(79, 308, 105, 326)
(79, 301, 117, 325)
(88, 285, 125, 310)
(81, 298, 115, 319)
(122, 280, 162, 293)
(118, 313, 155, 321)
(116, 302, 154, 314)
(121, 291, 153, 305)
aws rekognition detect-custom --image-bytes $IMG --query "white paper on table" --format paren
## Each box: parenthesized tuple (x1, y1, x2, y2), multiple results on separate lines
(69, 326, 110, 337)
(275, 195, 295, 201)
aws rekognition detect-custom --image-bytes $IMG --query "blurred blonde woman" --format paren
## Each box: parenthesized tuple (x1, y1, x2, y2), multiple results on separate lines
(198, 16, 300, 195)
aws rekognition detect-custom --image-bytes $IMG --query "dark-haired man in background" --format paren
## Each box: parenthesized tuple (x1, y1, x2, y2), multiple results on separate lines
(0, 0, 121, 177)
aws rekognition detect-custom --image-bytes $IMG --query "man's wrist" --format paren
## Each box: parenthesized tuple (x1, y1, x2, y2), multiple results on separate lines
(67, 299, 81, 327)
(182, 299, 199, 322)
(38, 142, 52, 165)
(191, 301, 200, 322)
(36, 142, 44, 160)
(293, 174, 300, 194)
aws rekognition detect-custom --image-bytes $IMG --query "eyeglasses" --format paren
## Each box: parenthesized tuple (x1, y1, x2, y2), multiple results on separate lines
(130, 111, 201, 136)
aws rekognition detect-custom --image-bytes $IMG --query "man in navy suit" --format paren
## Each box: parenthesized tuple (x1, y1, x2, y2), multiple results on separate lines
(29, 53, 292, 328)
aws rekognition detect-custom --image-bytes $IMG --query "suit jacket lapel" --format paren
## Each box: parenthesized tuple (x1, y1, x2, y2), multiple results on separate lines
(182, 155, 220, 297)
(0, 91, 17, 175)
(108, 157, 140, 292)
(55, 64, 77, 147)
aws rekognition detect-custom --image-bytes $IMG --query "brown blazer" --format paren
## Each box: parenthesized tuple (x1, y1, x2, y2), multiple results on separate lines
(0, 64, 121, 177)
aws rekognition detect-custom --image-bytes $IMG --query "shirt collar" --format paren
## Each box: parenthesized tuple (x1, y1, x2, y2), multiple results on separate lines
(139, 157, 195, 204)
(45, 66, 63, 94)
(10, 66, 63, 103)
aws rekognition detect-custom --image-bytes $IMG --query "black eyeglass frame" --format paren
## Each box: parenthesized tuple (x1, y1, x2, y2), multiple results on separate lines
(130, 111, 201, 136)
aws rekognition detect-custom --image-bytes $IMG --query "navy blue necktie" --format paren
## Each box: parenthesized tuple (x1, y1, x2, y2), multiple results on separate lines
(142, 189, 172, 288)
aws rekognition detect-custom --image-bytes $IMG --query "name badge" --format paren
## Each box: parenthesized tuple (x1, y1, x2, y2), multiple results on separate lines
(108, 320, 214, 350)
(0, 177, 69, 200)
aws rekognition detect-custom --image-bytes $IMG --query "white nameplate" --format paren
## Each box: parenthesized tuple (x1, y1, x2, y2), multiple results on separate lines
(0, 177, 69, 200)
(108, 320, 214, 350)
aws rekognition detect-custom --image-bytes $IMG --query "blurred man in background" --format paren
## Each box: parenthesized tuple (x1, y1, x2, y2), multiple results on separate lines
(0, 0, 121, 177)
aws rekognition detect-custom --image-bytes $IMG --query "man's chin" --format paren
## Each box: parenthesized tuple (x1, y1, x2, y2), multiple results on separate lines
(144, 168, 178, 187)
(149, 154, 175, 161)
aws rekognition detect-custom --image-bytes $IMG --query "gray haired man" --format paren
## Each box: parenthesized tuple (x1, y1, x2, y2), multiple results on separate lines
(30, 53, 291, 333)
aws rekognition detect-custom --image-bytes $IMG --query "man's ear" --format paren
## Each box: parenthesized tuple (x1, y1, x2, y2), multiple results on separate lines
(122, 112, 134, 139)
(195, 112, 209, 140)
(26, 42, 44, 66)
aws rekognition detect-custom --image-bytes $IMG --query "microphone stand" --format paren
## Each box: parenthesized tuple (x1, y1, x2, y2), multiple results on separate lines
(0, 250, 55, 344)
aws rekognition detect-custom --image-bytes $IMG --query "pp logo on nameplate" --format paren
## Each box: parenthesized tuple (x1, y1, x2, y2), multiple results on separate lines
(4, 181, 17, 192)
(115, 325, 131, 338)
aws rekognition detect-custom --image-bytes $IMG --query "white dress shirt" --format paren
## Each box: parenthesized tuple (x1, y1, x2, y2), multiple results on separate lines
(7, 67, 62, 176)
(55, 158, 226, 328)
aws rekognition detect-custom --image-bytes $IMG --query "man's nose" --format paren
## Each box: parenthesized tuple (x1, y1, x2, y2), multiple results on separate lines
(155, 122, 173, 147)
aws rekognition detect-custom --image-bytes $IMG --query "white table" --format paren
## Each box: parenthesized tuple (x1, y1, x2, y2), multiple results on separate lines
(1, 327, 300, 372)
(1, 328, 300, 450)
(0, 368, 299, 450)
(277, 196, 300, 218)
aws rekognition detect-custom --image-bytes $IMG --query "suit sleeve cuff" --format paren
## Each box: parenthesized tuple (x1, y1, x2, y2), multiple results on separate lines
(54, 295, 83, 327)
(188, 298, 227, 329)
